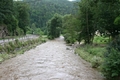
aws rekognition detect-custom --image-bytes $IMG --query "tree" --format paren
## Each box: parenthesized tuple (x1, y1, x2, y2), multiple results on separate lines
(47, 13, 62, 39)
(24, 0, 76, 30)
(0, 0, 19, 36)
(62, 14, 80, 44)
(98, 0, 120, 39)
(0, 0, 5, 24)
(14, 2, 30, 35)
(77, 0, 97, 44)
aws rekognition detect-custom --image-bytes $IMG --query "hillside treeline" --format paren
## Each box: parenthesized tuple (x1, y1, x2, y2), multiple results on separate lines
(0, 0, 29, 38)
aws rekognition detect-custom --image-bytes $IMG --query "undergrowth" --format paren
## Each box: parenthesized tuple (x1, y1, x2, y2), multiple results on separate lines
(75, 44, 106, 68)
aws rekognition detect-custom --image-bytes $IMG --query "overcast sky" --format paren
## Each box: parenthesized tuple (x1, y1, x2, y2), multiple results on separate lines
(13, 0, 76, 1)
(13, 0, 23, 1)
(68, 0, 76, 1)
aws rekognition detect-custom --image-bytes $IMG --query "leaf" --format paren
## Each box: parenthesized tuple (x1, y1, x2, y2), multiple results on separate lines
(112, 73, 118, 77)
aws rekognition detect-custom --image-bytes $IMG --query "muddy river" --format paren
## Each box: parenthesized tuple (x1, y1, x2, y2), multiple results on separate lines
(0, 36, 104, 80)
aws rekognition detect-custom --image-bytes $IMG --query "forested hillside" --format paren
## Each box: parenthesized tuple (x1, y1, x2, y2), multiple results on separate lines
(0, 0, 29, 37)
(24, 0, 77, 30)
(0, 0, 78, 37)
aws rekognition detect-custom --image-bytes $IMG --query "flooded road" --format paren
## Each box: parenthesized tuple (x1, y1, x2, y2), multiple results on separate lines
(0, 36, 104, 80)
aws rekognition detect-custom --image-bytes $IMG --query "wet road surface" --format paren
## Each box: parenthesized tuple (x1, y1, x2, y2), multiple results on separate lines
(0, 36, 104, 80)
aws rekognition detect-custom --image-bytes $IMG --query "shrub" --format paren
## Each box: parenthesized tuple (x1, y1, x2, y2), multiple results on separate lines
(14, 39, 22, 48)
(91, 56, 102, 68)
(3, 44, 12, 54)
(102, 36, 120, 80)
(0, 45, 3, 52)
(8, 42, 15, 50)
(93, 36, 109, 44)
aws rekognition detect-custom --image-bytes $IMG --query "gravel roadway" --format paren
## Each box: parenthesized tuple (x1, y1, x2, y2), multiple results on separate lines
(0, 36, 105, 80)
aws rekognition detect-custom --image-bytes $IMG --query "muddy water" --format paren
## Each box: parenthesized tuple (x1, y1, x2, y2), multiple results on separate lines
(0, 36, 104, 80)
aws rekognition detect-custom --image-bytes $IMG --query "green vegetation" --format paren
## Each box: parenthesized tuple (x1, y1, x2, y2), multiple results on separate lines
(0, 36, 47, 63)
(75, 36, 120, 80)
(62, 14, 80, 44)
(0, 0, 77, 38)
(93, 36, 109, 44)
(47, 13, 62, 39)
(75, 45, 106, 68)
(0, 1, 30, 37)
(24, 0, 76, 30)
(14, 1, 30, 35)
(62, 0, 120, 44)
(101, 36, 120, 80)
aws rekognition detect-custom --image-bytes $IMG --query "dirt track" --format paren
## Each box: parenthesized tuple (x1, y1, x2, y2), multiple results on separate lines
(0, 36, 104, 80)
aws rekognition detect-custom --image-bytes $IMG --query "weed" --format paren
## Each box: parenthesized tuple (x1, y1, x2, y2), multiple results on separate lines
(75, 45, 105, 68)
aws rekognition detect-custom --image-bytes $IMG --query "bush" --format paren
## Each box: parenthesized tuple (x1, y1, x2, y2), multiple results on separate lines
(102, 36, 120, 80)
(91, 56, 102, 68)
(93, 36, 109, 44)
(0, 45, 3, 52)
(63, 33, 76, 44)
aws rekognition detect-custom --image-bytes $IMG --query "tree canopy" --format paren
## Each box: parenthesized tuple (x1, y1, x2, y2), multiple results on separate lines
(47, 13, 62, 39)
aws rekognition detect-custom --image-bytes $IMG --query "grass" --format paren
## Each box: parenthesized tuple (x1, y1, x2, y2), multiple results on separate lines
(75, 44, 106, 68)
(93, 36, 110, 44)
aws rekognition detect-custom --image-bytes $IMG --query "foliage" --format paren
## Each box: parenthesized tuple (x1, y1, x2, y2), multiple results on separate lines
(14, 1, 30, 35)
(77, 0, 98, 44)
(73, 0, 120, 44)
(34, 28, 44, 35)
(0, 0, 30, 36)
(93, 36, 109, 44)
(75, 44, 106, 68)
(27, 23, 44, 35)
(15, 26, 24, 36)
(97, 0, 120, 38)
(24, 0, 76, 30)
(62, 14, 80, 44)
(47, 13, 62, 39)
(102, 36, 120, 80)
(0, 0, 18, 36)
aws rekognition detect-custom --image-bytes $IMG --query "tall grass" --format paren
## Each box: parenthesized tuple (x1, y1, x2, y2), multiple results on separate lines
(75, 45, 106, 68)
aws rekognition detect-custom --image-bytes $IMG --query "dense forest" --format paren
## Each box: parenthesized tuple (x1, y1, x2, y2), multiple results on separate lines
(0, 0, 29, 37)
(62, 0, 120, 44)
(0, 0, 78, 37)
(24, 0, 76, 29)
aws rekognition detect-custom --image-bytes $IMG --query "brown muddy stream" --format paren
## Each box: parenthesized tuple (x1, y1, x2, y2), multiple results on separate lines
(0, 36, 104, 80)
